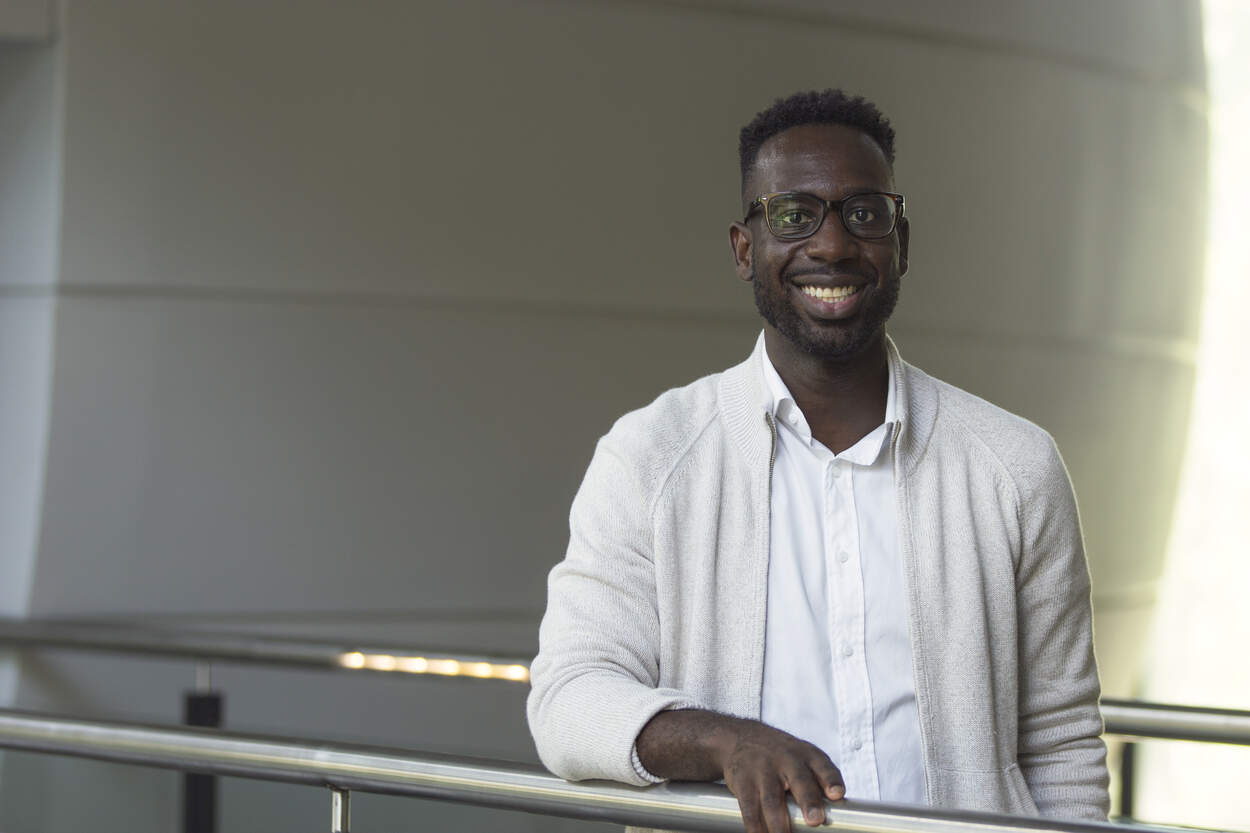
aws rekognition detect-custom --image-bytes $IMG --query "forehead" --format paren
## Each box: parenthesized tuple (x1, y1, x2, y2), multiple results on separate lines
(747, 123, 894, 199)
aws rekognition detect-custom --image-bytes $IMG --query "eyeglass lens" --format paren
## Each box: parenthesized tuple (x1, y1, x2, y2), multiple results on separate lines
(766, 193, 897, 240)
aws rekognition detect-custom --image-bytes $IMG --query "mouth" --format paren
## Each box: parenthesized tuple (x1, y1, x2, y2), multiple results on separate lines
(798, 284, 861, 302)
(793, 281, 867, 319)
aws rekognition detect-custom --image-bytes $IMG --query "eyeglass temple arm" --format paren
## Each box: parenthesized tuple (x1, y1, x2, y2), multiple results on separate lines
(742, 197, 764, 223)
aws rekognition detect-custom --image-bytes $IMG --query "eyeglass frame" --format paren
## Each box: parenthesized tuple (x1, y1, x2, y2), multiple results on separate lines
(743, 191, 906, 241)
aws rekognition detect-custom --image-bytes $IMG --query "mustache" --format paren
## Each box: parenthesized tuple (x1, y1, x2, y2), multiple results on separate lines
(782, 266, 872, 283)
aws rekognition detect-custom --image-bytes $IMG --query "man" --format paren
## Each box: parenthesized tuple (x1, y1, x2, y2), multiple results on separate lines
(527, 89, 1109, 833)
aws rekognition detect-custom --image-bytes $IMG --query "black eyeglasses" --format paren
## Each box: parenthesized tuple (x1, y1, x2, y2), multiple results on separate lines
(744, 191, 905, 241)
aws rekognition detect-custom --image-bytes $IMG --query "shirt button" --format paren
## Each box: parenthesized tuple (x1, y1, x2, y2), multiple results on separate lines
(787, 411, 799, 425)
(837, 551, 850, 564)
(841, 644, 853, 658)
(852, 739, 863, 751)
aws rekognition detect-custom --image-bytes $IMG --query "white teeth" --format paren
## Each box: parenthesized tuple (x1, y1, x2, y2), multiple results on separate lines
(800, 285, 859, 301)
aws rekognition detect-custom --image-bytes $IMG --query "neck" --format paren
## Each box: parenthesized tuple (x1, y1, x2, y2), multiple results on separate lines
(764, 327, 890, 455)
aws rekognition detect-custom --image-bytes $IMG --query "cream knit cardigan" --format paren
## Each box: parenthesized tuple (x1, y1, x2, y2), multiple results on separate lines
(528, 337, 1109, 821)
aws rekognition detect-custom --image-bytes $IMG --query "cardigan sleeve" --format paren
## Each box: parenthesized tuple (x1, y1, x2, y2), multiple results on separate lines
(526, 435, 704, 784)
(1014, 438, 1110, 820)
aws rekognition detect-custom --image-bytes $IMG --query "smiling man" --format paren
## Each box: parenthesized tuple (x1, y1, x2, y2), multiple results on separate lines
(527, 90, 1109, 833)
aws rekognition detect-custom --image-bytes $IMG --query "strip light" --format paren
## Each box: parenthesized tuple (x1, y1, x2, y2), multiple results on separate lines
(337, 652, 529, 682)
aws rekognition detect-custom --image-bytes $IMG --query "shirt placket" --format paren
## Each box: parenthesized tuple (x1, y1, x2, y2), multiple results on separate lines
(825, 457, 881, 800)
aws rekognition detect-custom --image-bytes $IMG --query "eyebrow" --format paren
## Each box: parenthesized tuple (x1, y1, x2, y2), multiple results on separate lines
(764, 187, 891, 200)
(823, 186, 890, 197)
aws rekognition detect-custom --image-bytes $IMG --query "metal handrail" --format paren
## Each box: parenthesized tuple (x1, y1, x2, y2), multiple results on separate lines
(0, 619, 532, 682)
(0, 709, 1229, 833)
(1100, 699, 1250, 746)
(3, 619, 1249, 747)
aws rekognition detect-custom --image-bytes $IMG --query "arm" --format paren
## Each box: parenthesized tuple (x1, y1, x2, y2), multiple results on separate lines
(527, 435, 704, 785)
(1014, 439, 1110, 820)
(527, 434, 844, 833)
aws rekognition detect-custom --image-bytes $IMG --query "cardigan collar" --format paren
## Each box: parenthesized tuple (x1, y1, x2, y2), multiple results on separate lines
(717, 331, 936, 477)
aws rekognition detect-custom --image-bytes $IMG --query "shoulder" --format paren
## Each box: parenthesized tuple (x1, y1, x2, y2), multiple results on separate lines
(910, 362, 1068, 492)
(587, 369, 725, 504)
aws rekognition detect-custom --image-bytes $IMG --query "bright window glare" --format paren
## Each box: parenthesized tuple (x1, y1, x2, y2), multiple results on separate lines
(1138, 0, 1250, 829)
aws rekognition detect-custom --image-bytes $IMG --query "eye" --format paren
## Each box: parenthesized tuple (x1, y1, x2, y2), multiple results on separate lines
(768, 195, 820, 231)
(846, 206, 878, 225)
(777, 209, 815, 227)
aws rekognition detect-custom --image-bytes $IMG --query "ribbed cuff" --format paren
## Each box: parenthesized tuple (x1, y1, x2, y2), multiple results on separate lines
(630, 744, 666, 784)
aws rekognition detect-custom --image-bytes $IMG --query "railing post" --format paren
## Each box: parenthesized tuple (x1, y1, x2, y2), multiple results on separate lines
(331, 787, 350, 833)
(1119, 741, 1137, 819)
(182, 663, 222, 833)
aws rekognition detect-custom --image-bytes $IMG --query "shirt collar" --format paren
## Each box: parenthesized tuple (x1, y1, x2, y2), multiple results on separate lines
(757, 331, 900, 462)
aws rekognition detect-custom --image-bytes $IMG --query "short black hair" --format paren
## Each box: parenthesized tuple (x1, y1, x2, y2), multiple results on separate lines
(738, 89, 896, 186)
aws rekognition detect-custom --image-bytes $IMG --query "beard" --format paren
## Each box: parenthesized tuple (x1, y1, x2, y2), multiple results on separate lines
(751, 265, 900, 360)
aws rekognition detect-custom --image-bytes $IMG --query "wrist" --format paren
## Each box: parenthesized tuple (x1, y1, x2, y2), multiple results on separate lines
(703, 715, 744, 772)
(637, 709, 745, 782)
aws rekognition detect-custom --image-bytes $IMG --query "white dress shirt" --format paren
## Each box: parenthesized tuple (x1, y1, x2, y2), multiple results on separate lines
(759, 334, 926, 804)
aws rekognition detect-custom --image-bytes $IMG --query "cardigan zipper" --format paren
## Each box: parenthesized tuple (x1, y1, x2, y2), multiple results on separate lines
(889, 410, 934, 803)
(764, 412, 777, 482)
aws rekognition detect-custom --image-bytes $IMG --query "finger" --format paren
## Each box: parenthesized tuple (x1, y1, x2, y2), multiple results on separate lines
(759, 780, 793, 833)
(735, 789, 767, 833)
(783, 769, 828, 826)
(808, 756, 845, 801)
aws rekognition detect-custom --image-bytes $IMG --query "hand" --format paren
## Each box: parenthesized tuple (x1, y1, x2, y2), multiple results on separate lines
(714, 719, 845, 833)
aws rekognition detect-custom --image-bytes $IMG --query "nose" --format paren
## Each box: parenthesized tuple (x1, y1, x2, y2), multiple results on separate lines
(802, 210, 862, 264)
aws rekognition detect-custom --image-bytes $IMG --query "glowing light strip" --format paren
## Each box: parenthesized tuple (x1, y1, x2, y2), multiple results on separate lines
(337, 652, 529, 682)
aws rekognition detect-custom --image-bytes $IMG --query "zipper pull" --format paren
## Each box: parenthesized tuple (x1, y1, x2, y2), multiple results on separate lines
(764, 412, 777, 479)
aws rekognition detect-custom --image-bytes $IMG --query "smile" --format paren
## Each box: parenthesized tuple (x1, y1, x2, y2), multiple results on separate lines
(799, 285, 861, 301)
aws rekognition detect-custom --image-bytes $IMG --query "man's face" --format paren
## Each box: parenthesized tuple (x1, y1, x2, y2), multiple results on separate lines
(730, 124, 909, 360)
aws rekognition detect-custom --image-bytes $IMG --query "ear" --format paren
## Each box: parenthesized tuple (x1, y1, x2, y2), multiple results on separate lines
(897, 216, 910, 277)
(729, 222, 754, 282)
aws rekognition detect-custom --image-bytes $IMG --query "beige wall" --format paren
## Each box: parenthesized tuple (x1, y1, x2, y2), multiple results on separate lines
(0, 1, 1205, 830)
(0, 0, 55, 42)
